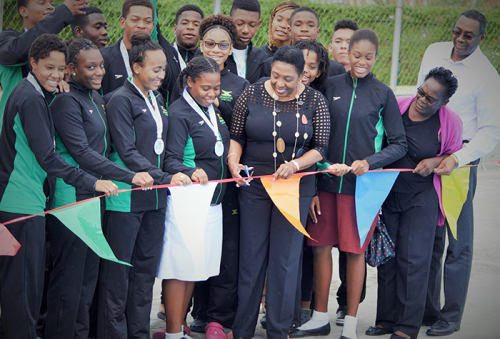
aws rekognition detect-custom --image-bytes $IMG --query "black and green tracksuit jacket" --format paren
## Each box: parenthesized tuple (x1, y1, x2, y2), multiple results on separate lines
(317, 72, 408, 195)
(218, 66, 250, 128)
(165, 95, 230, 205)
(105, 79, 173, 212)
(0, 74, 98, 215)
(50, 79, 137, 208)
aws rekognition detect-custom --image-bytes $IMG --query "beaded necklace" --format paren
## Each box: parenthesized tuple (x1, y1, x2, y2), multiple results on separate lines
(271, 91, 308, 172)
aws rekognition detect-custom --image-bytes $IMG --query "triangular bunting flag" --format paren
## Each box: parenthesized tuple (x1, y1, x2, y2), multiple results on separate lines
(49, 198, 131, 266)
(355, 171, 400, 247)
(168, 183, 218, 273)
(0, 223, 21, 256)
(442, 167, 470, 240)
(261, 175, 314, 240)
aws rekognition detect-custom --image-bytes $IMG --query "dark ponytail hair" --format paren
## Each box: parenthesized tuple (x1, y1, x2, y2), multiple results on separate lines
(68, 38, 99, 66)
(178, 56, 219, 88)
(129, 33, 164, 71)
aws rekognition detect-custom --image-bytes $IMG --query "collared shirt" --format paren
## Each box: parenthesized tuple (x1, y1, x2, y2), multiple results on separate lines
(417, 41, 500, 166)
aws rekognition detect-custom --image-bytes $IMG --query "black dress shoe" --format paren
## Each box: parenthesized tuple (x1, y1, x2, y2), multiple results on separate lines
(426, 320, 460, 336)
(260, 313, 267, 328)
(365, 326, 391, 336)
(390, 335, 410, 339)
(336, 306, 347, 326)
(190, 318, 209, 333)
(288, 323, 331, 337)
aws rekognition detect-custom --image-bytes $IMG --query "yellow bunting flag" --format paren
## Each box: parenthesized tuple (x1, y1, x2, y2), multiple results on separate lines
(261, 175, 314, 240)
(441, 167, 470, 240)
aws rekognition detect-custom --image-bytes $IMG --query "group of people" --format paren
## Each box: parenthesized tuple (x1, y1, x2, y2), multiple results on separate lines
(0, 1, 499, 339)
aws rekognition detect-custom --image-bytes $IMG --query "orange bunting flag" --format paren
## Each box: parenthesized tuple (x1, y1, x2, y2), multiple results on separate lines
(261, 175, 315, 241)
(0, 223, 21, 256)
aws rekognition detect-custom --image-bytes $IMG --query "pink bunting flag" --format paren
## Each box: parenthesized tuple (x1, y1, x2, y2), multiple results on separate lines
(0, 223, 21, 256)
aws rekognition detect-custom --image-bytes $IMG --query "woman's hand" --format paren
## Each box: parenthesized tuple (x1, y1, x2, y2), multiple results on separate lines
(132, 172, 155, 190)
(191, 169, 209, 185)
(273, 162, 297, 180)
(56, 80, 70, 93)
(214, 97, 220, 107)
(327, 163, 351, 177)
(433, 156, 457, 176)
(95, 180, 118, 197)
(414, 158, 442, 177)
(351, 160, 370, 176)
(228, 162, 253, 187)
(308, 196, 321, 223)
(172, 172, 192, 186)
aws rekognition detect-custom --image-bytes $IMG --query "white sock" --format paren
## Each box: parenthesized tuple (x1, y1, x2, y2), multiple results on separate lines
(342, 315, 358, 339)
(165, 331, 183, 339)
(297, 310, 329, 330)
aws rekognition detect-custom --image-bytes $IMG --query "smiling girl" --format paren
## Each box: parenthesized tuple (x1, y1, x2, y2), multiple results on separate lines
(299, 29, 407, 339)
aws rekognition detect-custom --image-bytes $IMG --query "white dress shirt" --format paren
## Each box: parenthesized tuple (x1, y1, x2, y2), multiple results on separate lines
(417, 41, 500, 166)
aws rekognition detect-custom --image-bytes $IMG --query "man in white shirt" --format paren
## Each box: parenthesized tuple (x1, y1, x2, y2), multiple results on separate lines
(417, 10, 500, 336)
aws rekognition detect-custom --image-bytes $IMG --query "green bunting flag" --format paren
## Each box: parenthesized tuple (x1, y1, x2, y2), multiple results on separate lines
(49, 198, 131, 266)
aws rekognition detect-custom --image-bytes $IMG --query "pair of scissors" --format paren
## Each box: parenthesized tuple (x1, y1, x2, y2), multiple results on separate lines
(236, 165, 254, 187)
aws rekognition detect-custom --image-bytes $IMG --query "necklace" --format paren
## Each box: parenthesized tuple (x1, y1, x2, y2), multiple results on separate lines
(272, 91, 307, 172)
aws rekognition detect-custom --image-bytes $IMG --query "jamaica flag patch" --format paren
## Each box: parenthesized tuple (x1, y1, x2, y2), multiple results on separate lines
(219, 90, 233, 102)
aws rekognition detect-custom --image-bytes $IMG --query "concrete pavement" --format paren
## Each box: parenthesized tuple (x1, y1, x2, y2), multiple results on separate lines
(150, 167, 500, 339)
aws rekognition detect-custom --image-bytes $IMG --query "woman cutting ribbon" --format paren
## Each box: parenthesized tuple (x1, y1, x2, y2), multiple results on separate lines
(227, 45, 347, 339)
(156, 56, 230, 339)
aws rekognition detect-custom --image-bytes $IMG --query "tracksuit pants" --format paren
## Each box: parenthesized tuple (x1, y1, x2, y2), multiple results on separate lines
(232, 189, 311, 339)
(97, 208, 165, 339)
(0, 212, 46, 339)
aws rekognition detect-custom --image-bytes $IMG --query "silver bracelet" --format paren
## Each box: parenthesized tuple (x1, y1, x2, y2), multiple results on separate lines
(291, 160, 300, 172)
(226, 153, 238, 165)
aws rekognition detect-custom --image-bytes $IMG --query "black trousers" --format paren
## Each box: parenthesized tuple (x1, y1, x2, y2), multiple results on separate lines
(192, 183, 240, 328)
(97, 209, 165, 339)
(376, 185, 439, 339)
(232, 189, 312, 339)
(44, 199, 103, 339)
(424, 165, 477, 324)
(0, 212, 46, 339)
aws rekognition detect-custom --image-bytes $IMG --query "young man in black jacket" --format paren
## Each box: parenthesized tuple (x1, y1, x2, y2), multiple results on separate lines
(228, 0, 268, 84)
(70, 5, 108, 49)
(99, 0, 155, 95)
(0, 0, 88, 129)
(158, 4, 204, 106)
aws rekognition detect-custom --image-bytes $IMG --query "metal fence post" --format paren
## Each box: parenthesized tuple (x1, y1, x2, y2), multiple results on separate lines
(0, 0, 4, 33)
(390, 0, 403, 88)
(213, 0, 221, 15)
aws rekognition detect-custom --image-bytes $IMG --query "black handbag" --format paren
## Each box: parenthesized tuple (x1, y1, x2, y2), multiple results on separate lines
(365, 217, 395, 267)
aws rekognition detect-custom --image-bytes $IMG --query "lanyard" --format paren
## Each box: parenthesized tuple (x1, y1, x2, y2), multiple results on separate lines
(232, 46, 248, 78)
(173, 43, 187, 71)
(129, 78, 162, 140)
(182, 88, 220, 141)
(120, 40, 133, 78)
(27, 73, 44, 97)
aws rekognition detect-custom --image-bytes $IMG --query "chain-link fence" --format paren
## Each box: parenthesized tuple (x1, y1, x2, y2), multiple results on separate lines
(2, 0, 499, 87)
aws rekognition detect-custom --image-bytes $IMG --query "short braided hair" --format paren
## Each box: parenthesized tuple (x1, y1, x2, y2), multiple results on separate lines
(178, 56, 220, 88)
(68, 38, 99, 66)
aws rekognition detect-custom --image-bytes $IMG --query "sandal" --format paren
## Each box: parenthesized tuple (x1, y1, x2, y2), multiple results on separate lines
(205, 322, 226, 339)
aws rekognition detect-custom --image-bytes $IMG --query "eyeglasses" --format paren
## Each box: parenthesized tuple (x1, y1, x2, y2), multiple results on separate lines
(451, 28, 482, 41)
(416, 87, 440, 105)
(203, 40, 230, 50)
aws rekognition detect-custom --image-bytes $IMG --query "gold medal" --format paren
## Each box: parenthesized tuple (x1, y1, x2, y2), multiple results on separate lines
(277, 138, 286, 153)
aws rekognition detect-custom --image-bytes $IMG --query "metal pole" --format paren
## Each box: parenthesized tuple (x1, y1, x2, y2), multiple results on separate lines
(390, 0, 403, 88)
(213, 0, 221, 15)
(0, 0, 5, 33)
